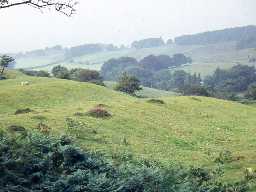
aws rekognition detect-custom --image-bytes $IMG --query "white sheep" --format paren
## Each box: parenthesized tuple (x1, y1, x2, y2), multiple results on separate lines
(21, 81, 29, 86)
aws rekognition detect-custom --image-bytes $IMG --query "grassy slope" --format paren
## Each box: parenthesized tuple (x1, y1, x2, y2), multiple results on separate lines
(1, 71, 256, 181)
(15, 43, 256, 77)
(104, 81, 178, 98)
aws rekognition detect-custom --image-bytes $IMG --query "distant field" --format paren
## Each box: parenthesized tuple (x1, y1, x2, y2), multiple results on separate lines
(15, 43, 256, 77)
(1, 70, 256, 183)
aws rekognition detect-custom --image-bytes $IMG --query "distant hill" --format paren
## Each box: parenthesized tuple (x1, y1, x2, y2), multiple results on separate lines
(14, 41, 256, 78)
(16, 43, 122, 59)
(16, 45, 65, 58)
(12, 25, 256, 77)
(237, 36, 256, 50)
(175, 25, 256, 47)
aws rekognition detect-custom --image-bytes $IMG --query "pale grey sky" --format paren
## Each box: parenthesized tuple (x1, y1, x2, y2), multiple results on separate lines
(0, 0, 256, 53)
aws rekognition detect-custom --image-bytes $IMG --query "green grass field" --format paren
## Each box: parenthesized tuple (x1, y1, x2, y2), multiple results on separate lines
(1, 70, 256, 183)
(15, 43, 256, 77)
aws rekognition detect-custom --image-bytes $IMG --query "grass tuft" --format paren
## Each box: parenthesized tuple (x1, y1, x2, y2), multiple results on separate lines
(15, 108, 33, 115)
(8, 125, 26, 132)
(147, 99, 165, 104)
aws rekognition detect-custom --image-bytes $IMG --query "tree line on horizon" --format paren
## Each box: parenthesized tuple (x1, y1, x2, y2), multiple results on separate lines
(175, 25, 256, 49)
(11, 25, 256, 61)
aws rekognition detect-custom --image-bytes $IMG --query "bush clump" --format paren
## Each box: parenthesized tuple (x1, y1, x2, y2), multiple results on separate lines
(0, 76, 7, 80)
(215, 150, 234, 164)
(0, 131, 252, 192)
(14, 108, 33, 115)
(51, 65, 105, 86)
(86, 107, 112, 118)
(19, 69, 50, 77)
(147, 99, 165, 104)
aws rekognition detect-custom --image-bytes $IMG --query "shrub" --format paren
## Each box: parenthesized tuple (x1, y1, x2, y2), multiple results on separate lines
(189, 167, 212, 184)
(147, 99, 165, 104)
(86, 107, 112, 118)
(215, 150, 233, 164)
(14, 108, 33, 115)
(0, 132, 121, 191)
(0, 75, 7, 80)
(60, 135, 72, 146)
(19, 69, 50, 77)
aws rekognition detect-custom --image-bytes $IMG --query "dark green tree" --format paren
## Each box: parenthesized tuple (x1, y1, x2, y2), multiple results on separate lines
(0, 55, 14, 75)
(51, 65, 70, 79)
(140, 55, 173, 71)
(70, 68, 104, 85)
(172, 70, 188, 89)
(181, 85, 210, 96)
(125, 66, 154, 87)
(205, 65, 256, 93)
(115, 72, 142, 95)
(172, 53, 192, 65)
(246, 83, 256, 100)
(101, 57, 139, 81)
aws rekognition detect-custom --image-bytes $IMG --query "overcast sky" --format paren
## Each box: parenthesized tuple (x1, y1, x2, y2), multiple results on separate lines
(0, 0, 256, 53)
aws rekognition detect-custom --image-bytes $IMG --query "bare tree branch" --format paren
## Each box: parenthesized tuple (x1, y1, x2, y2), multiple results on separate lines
(0, 0, 78, 16)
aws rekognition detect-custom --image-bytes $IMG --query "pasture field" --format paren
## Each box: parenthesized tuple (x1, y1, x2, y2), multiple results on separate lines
(1, 70, 256, 183)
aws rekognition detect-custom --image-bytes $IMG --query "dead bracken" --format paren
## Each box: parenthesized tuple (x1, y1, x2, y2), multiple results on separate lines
(86, 107, 112, 118)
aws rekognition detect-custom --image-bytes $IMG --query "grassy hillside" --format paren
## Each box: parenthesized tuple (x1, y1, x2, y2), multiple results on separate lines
(1, 70, 256, 182)
(104, 81, 179, 98)
(15, 43, 256, 77)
